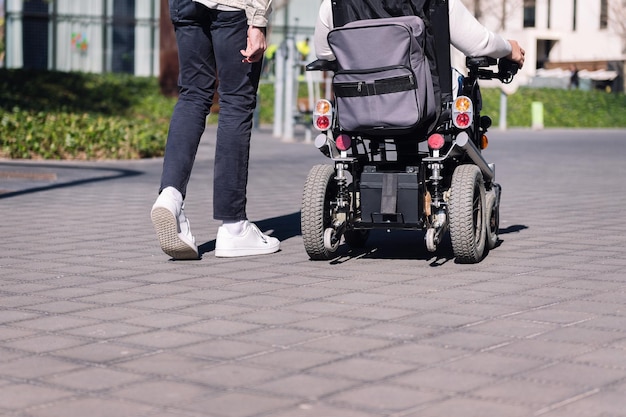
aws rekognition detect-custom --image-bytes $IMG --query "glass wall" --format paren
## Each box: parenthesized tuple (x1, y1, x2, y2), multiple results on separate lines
(5, 0, 158, 76)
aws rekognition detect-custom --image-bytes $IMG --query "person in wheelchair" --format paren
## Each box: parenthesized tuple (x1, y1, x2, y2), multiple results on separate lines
(314, 0, 525, 75)
(301, 0, 526, 264)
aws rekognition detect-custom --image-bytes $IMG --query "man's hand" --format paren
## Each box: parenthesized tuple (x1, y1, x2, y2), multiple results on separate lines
(507, 40, 525, 68)
(240, 26, 267, 63)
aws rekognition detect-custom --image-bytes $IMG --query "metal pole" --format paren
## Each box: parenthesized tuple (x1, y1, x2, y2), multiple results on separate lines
(282, 36, 295, 142)
(272, 41, 285, 138)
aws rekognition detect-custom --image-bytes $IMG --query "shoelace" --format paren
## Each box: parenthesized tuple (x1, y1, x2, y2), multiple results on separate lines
(249, 223, 268, 243)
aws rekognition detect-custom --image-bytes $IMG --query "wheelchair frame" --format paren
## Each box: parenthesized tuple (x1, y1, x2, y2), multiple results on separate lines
(301, 56, 518, 263)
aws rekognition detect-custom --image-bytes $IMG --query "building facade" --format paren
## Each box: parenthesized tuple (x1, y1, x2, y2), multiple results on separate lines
(3, 0, 624, 83)
(463, 0, 624, 69)
(4, 0, 159, 76)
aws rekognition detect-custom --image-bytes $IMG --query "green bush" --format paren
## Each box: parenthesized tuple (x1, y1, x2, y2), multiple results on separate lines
(1, 69, 624, 160)
(481, 87, 626, 128)
(0, 69, 175, 160)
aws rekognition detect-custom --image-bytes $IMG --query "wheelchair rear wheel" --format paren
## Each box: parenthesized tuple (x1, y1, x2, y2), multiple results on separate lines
(302, 164, 339, 260)
(449, 164, 487, 263)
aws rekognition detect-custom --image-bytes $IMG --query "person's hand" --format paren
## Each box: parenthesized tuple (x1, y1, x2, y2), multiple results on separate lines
(506, 40, 525, 68)
(240, 26, 267, 63)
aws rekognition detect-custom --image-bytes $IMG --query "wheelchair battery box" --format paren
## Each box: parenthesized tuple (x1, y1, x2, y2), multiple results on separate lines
(359, 166, 422, 224)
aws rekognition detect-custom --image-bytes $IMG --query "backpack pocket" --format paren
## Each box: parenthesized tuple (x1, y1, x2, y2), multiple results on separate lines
(333, 66, 422, 134)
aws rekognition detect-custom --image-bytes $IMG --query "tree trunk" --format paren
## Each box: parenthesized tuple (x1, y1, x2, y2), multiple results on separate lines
(159, 0, 179, 97)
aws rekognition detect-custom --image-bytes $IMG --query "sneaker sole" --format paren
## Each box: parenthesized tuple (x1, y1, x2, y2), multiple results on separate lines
(151, 207, 198, 260)
(214, 244, 280, 258)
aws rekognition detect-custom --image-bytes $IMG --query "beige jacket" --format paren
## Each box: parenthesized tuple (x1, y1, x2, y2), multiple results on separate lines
(194, 0, 273, 27)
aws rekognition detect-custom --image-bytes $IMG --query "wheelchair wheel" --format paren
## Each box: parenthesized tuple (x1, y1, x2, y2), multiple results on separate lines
(302, 164, 338, 260)
(485, 188, 499, 250)
(448, 164, 487, 263)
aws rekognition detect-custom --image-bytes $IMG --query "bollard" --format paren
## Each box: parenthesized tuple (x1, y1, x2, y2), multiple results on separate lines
(499, 91, 507, 131)
(531, 101, 544, 130)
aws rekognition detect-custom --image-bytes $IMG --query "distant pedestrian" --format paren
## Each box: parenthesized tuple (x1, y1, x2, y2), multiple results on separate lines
(569, 65, 580, 89)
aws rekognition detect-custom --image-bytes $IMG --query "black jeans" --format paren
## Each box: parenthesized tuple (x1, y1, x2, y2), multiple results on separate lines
(160, 0, 262, 222)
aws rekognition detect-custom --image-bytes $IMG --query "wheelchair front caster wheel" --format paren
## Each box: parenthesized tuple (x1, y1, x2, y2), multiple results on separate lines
(324, 228, 341, 253)
(425, 228, 437, 252)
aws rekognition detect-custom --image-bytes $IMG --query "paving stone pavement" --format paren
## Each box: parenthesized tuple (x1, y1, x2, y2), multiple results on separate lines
(1, 126, 626, 417)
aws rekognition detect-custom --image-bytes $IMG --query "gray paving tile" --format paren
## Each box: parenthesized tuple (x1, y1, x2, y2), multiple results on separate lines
(110, 380, 212, 407)
(51, 341, 146, 364)
(408, 397, 531, 417)
(42, 366, 145, 391)
(253, 373, 357, 399)
(392, 366, 498, 393)
(328, 383, 443, 413)
(0, 383, 73, 410)
(182, 391, 299, 417)
(26, 397, 156, 417)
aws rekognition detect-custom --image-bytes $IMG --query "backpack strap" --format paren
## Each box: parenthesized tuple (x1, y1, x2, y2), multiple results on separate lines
(331, 0, 348, 28)
(428, 0, 452, 104)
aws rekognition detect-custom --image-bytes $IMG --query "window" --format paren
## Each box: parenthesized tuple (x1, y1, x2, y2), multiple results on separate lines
(573, 0, 577, 30)
(22, 0, 49, 69)
(524, 0, 536, 28)
(600, 0, 608, 29)
(547, 0, 551, 29)
(112, 0, 136, 74)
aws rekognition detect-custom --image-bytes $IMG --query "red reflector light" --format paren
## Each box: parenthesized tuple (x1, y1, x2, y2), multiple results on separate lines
(336, 134, 352, 151)
(427, 134, 445, 150)
(455, 113, 471, 128)
(315, 115, 330, 130)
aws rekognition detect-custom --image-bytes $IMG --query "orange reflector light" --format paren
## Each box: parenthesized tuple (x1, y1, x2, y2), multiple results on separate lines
(315, 115, 330, 130)
(336, 134, 352, 151)
(480, 134, 489, 149)
(454, 96, 471, 112)
(315, 100, 332, 114)
(427, 133, 445, 150)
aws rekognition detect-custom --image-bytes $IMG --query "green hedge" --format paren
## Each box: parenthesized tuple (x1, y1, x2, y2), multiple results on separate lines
(1, 69, 625, 160)
(481, 87, 626, 128)
(0, 69, 175, 160)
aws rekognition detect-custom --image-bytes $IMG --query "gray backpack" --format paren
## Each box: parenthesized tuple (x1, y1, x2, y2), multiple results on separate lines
(328, 15, 436, 135)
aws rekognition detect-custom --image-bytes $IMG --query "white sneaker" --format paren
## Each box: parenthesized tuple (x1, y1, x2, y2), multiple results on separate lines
(215, 221, 280, 258)
(150, 187, 199, 260)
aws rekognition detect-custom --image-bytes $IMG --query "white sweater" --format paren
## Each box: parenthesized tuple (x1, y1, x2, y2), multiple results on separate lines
(314, 0, 511, 61)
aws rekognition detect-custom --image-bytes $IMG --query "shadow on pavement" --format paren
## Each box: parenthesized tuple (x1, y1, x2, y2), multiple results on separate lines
(0, 162, 143, 199)
(197, 214, 529, 262)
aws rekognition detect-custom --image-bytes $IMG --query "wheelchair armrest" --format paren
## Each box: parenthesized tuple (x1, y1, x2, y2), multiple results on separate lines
(466, 56, 497, 68)
(306, 59, 338, 72)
